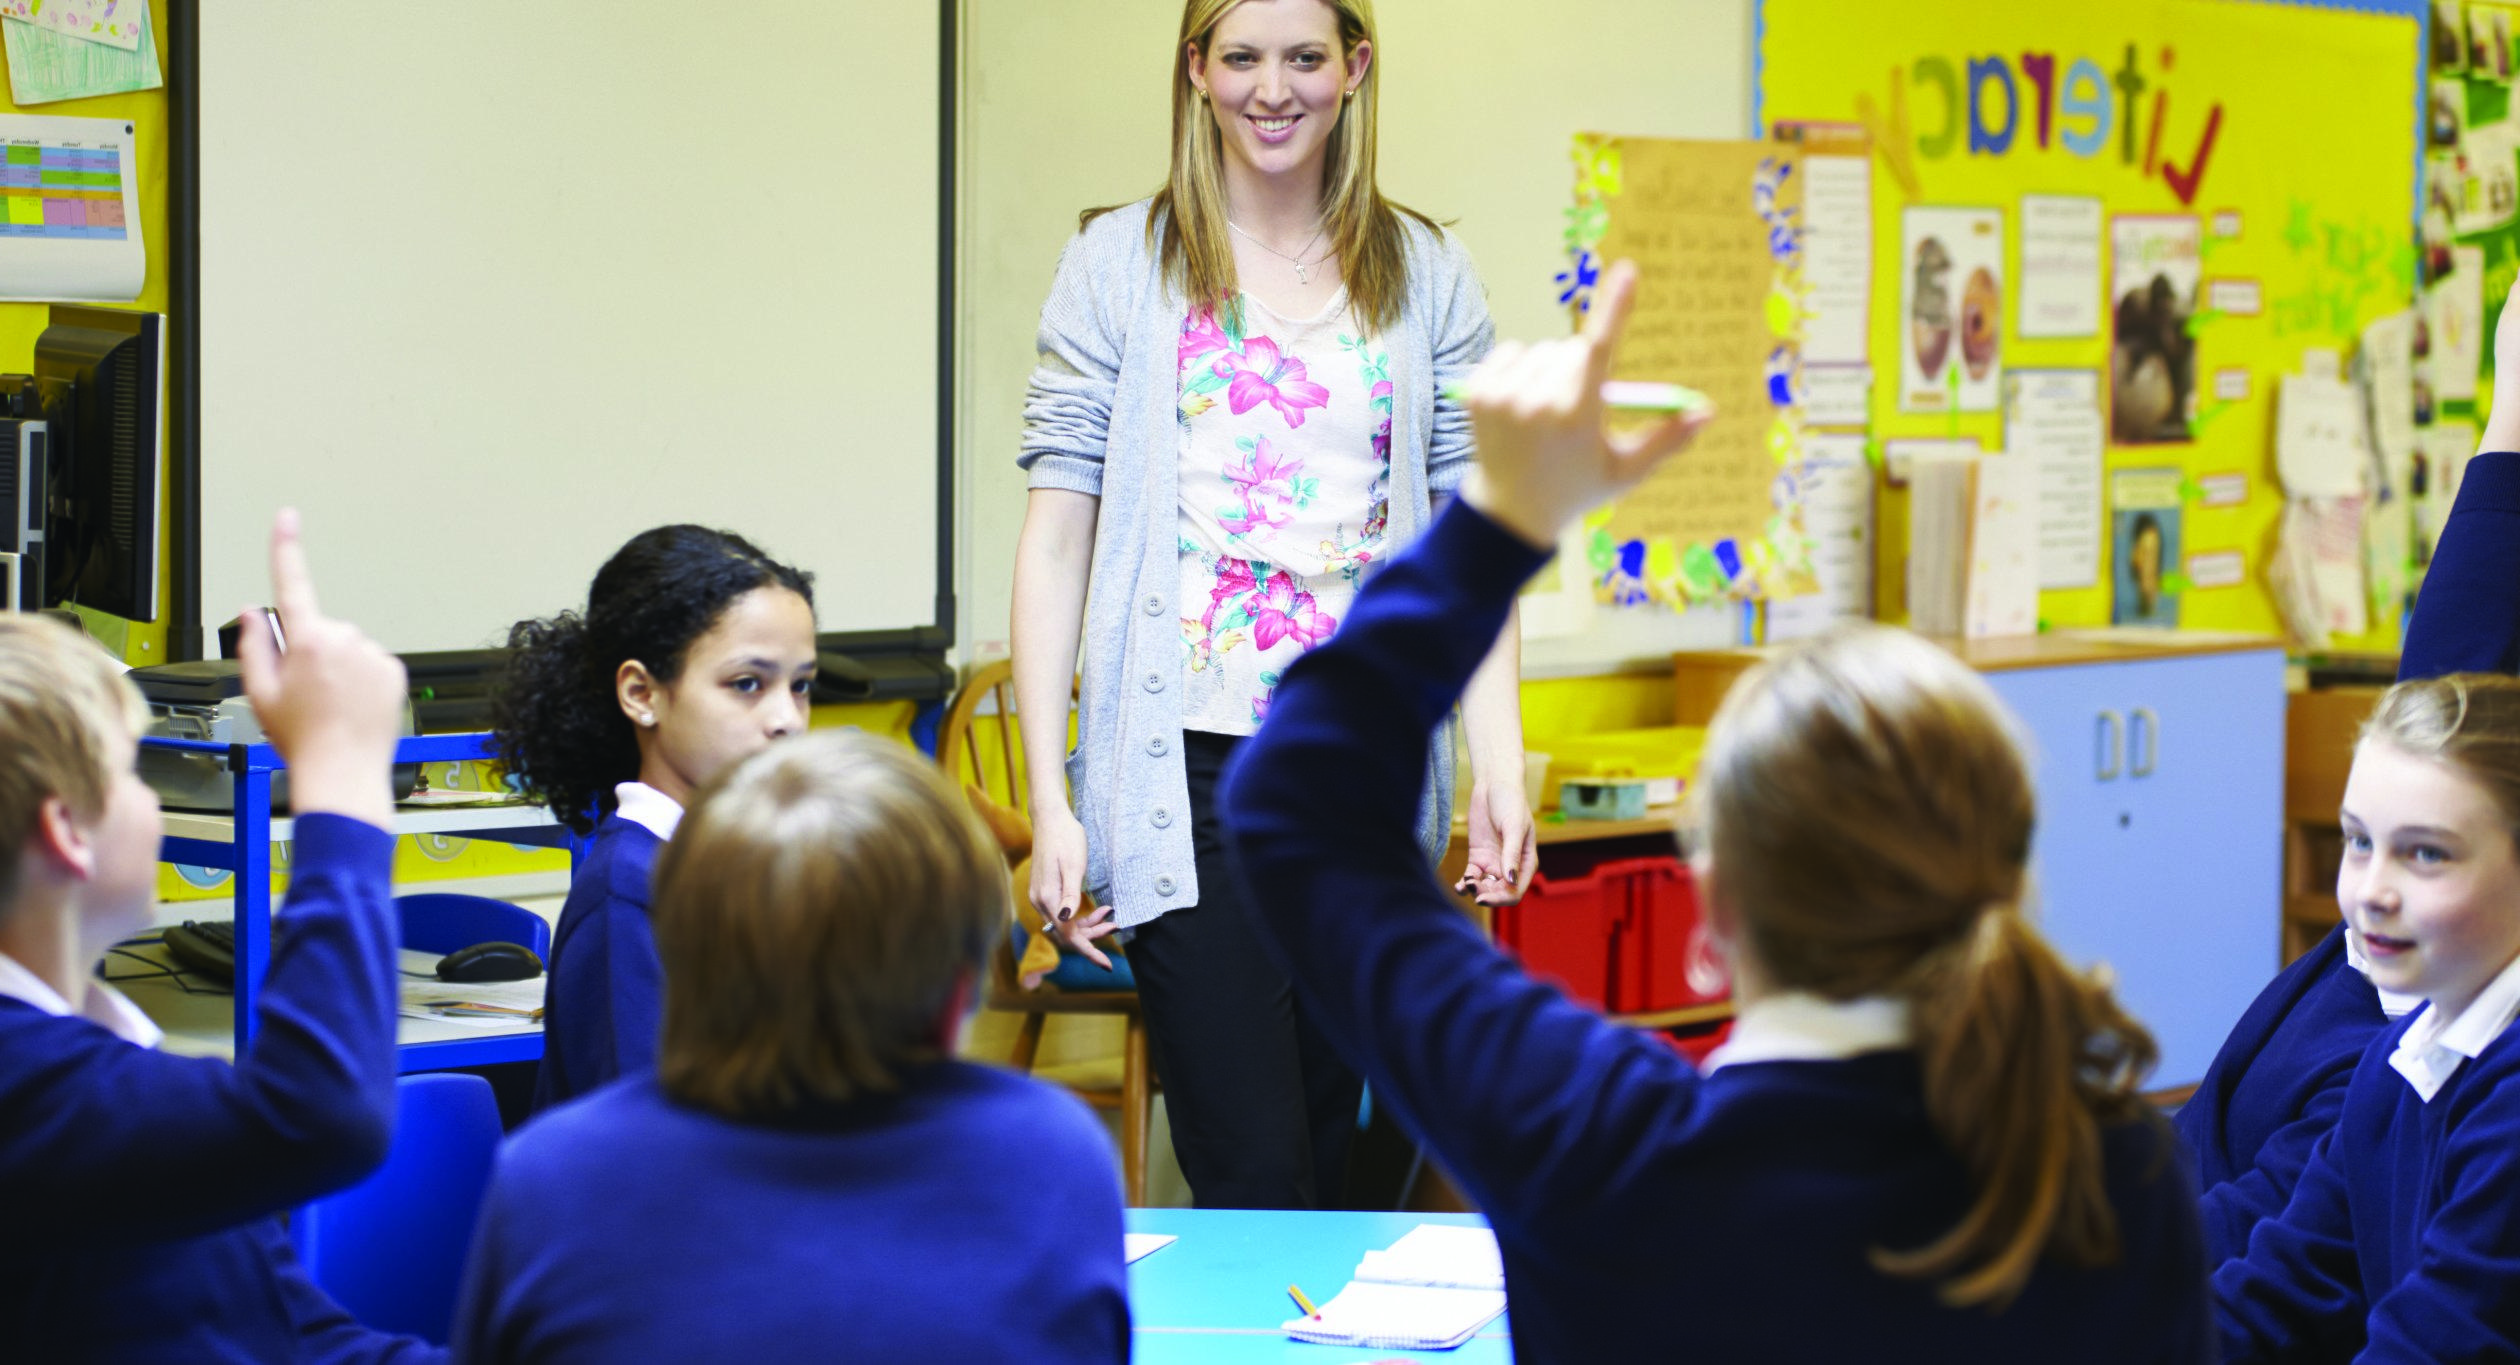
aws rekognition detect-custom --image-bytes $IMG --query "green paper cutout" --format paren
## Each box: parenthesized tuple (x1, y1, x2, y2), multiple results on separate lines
(2185, 309, 2225, 338)
(1678, 543, 1725, 598)
(2162, 572, 2195, 595)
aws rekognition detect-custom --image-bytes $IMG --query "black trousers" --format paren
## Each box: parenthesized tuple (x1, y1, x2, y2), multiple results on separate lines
(1124, 729, 1364, 1210)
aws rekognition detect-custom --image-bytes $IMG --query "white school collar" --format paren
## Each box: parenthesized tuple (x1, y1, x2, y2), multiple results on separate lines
(612, 781, 684, 841)
(2345, 930, 2426, 1020)
(2389, 949, 2520, 1103)
(1702, 991, 1911, 1074)
(0, 948, 162, 1049)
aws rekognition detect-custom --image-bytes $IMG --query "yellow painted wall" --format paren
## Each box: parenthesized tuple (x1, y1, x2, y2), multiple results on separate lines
(1763, 0, 2421, 647)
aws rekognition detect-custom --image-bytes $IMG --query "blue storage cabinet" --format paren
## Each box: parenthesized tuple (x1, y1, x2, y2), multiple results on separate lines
(1676, 637, 2286, 1091)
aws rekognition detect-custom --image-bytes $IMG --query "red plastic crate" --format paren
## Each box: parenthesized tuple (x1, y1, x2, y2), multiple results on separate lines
(1491, 864, 1621, 1010)
(1618, 859, 1730, 1014)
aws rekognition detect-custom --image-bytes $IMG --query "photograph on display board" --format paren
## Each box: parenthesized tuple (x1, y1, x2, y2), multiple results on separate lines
(1900, 206, 2003, 413)
(2431, 79, 2463, 147)
(2109, 216, 2201, 444)
(2111, 469, 2185, 629)
(2471, 4, 2514, 81)
(2439, 0, 2472, 71)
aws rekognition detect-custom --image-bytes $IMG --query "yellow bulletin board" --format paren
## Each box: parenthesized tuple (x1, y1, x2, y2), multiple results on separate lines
(1760, 0, 2425, 644)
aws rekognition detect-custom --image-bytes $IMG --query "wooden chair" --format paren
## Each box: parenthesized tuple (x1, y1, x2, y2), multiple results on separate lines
(937, 658, 1155, 1206)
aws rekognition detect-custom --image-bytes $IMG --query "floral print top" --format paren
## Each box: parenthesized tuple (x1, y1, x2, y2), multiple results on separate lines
(1176, 290, 1394, 734)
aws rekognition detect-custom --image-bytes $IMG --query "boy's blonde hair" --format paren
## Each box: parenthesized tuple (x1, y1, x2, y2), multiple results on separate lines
(0, 615, 147, 903)
(2361, 673, 2520, 840)
(1695, 624, 2158, 1308)
(652, 729, 1007, 1117)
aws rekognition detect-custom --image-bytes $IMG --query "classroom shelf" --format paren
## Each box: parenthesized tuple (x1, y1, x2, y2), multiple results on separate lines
(142, 732, 574, 1068)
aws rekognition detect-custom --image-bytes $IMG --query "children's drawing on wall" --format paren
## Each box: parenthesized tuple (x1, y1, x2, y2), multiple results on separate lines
(2470, 4, 2514, 82)
(2110, 216, 2201, 444)
(2431, 79, 2466, 147)
(1900, 206, 2002, 414)
(2111, 468, 2185, 628)
(2438, 0, 2472, 72)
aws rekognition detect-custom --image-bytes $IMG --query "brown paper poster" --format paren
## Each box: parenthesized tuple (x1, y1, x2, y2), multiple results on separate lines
(1568, 134, 1808, 605)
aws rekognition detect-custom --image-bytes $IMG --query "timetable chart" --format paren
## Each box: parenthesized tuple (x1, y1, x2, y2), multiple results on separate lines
(0, 141, 126, 239)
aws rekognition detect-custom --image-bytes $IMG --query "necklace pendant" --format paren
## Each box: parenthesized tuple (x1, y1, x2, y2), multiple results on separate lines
(1294, 263, 1310, 284)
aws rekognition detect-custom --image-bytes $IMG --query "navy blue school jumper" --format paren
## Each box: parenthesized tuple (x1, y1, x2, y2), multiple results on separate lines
(529, 812, 663, 1113)
(2175, 928, 2388, 1261)
(1218, 501, 2214, 1364)
(452, 1066, 1130, 1364)
(0, 816, 440, 1364)
(2214, 1005, 2520, 1361)
(2403, 449, 2520, 678)
(2175, 446, 2520, 1260)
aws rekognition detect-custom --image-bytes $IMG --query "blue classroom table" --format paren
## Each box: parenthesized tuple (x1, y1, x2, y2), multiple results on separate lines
(1126, 1208, 1512, 1364)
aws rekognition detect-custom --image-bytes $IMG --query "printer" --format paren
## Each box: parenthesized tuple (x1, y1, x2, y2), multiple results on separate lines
(130, 660, 420, 811)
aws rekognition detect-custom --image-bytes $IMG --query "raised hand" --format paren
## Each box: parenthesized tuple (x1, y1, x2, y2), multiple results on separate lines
(1456, 259, 1715, 549)
(235, 509, 408, 828)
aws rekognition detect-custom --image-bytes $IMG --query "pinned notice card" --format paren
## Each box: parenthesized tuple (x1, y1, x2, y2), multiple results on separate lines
(2018, 195, 2102, 339)
(0, 114, 144, 301)
(2004, 369, 2104, 589)
(2276, 351, 2370, 499)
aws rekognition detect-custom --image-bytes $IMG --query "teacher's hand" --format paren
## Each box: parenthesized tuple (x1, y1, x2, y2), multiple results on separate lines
(1028, 805, 1119, 970)
(1456, 778, 1539, 907)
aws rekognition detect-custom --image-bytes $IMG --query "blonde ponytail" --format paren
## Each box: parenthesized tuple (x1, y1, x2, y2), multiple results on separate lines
(1874, 907, 2158, 1307)
(1697, 625, 2162, 1310)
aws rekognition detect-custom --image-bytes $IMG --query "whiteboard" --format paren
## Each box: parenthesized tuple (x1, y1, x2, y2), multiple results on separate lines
(199, 2, 944, 654)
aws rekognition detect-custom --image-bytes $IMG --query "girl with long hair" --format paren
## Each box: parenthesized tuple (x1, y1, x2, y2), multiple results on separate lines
(1221, 264, 2211, 1359)
(493, 525, 817, 1112)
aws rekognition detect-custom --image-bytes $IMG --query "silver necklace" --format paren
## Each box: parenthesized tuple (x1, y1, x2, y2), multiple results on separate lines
(1228, 217, 1330, 284)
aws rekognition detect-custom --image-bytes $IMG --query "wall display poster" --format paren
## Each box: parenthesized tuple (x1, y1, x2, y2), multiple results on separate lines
(1567, 133, 1813, 607)
(2003, 367, 2105, 590)
(2018, 194, 2103, 339)
(1900, 205, 2003, 414)
(2111, 466, 2184, 628)
(2110, 215, 2202, 445)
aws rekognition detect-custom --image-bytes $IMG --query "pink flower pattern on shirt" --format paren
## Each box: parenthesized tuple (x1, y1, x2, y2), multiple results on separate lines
(1219, 437, 1316, 537)
(1177, 302, 1387, 732)
(1212, 335, 1331, 428)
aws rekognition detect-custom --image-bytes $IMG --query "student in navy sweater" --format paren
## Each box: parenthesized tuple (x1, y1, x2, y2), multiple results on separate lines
(453, 730, 1129, 1363)
(2215, 673, 2520, 1359)
(493, 525, 817, 1112)
(1219, 263, 2211, 1362)
(2176, 280, 2520, 1262)
(0, 512, 438, 1363)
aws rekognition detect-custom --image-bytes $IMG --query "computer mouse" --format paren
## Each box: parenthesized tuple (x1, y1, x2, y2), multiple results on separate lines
(436, 941, 545, 983)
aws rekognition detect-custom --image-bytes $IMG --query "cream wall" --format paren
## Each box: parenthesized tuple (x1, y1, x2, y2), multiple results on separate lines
(957, 0, 1757, 671)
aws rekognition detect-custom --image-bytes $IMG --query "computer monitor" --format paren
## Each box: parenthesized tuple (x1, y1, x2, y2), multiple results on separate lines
(0, 412, 43, 610)
(36, 307, 161, 622)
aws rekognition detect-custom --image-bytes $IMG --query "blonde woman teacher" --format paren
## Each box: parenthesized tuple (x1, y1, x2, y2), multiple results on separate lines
(1012, 0, 1533, 1209)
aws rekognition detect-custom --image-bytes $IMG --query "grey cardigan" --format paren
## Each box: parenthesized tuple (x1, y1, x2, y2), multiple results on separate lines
(1019, 198, 1495, 927)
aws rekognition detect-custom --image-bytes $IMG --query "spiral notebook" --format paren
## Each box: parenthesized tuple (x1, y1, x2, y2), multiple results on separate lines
(1281, 1224, 1508, 1351)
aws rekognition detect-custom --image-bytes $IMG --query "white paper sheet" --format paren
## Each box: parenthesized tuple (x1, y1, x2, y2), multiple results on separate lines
(2360, 311, 2419, 491)
(0, 113, 143, 301)
(397, 948, 546, 1027)
(2277, 353, 2371, 498)
(2004, 369, 2105, 589)
(1800, 153, 1873, 364)
(1967, 453, 2040, 639)
(2428, 246, 2486, 403)
(1124, 1233, 1176, 1264)
(2018, 195, 2102, 338)
(1800, 363, 1870, 427)
(1356, 1225, 1505, 1291)
(1767, 434, 1875, 641)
